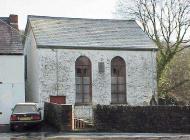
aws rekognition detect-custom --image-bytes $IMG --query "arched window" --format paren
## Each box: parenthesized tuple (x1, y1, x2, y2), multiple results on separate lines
(111, 56, 126, 104)
(75, 56, 92, 104)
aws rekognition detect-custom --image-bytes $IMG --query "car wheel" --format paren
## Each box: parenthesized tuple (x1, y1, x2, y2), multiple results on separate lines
(10, 124, 15, 131)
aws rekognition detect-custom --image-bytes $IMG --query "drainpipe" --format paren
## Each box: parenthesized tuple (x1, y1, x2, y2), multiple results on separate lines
(56, 49, 59, 96)
(151, 48, 157, 104)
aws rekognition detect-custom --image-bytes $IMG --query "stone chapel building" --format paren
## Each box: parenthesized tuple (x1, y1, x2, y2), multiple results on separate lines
(24, 15, 157, 120)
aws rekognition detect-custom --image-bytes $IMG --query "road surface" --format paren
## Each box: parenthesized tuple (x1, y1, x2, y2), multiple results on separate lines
(0, 132, 189, 140)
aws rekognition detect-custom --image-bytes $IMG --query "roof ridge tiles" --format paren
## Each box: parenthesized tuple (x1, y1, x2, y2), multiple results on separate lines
(28, 15, 136, 22)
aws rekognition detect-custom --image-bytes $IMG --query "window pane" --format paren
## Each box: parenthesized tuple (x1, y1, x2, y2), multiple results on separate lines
(76, 85, 82, 93)
(83, 77, 90, 84)
(83, 68, 88, 76)
(83, 85, 89, 93)
(118, 77, 125, 84)
(76, 93, 83, 103)
(118, 85, 125, 92)
(84, 93, 90, 103)
(119, 67, 125, 76)
(111, 93, 117, 103)
(118, 94, 126, 103)
(111, 77, 117, 84)
(76, 77, 82, 84)
(111, 85, 117, 92)
(76, 68, 82, 76)
(112, 68, 117, 76)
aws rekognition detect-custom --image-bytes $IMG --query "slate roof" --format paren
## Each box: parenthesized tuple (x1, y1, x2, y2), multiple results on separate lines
(27, 15, 157, 50)
(0, 17, 23, 55)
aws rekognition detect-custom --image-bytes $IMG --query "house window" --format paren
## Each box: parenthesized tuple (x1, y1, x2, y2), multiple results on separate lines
(111, 56, 126, 104)
(75, 56, 92, 104)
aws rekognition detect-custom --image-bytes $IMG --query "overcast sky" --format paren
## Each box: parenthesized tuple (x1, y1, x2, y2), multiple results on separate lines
(0, 0, 118, 30)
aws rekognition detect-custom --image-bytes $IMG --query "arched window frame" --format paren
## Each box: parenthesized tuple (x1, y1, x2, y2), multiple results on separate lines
(75, 56, 92, 105)
(111, 56, 127, 104)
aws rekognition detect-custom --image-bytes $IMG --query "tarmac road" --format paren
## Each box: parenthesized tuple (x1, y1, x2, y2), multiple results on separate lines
(0, 124, 190, 140)
(0, 132, 190, 140)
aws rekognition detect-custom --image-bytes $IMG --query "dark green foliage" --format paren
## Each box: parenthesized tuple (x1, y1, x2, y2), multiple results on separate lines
(94, 105, 190, 133)
(158, 95, 178, 105)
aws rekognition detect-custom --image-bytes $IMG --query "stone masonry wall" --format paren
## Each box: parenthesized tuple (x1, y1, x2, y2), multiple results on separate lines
(25, 28, 40, 103)
(38, 48, 157, 120)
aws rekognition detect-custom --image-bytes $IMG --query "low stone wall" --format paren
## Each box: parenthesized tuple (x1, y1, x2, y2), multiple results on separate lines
(74, 105, 93, 121)
(94, 105, 190, 133)
(44, 102, 73, 131)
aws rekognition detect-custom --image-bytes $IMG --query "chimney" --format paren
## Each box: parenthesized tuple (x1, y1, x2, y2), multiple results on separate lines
(9, 14, 18, 29)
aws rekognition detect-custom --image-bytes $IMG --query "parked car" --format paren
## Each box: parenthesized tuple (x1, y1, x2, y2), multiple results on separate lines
(10, 103, 42, 131)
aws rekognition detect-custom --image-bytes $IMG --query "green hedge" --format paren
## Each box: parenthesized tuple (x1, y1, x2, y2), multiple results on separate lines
(93, 105, 190, 132)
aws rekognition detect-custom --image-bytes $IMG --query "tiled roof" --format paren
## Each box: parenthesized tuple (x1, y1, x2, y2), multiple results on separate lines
(0, 17, 23, 55)
(28, 15, 157, 50)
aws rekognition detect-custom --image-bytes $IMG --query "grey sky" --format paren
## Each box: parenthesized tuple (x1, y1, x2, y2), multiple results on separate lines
(0, 0, 117, 29)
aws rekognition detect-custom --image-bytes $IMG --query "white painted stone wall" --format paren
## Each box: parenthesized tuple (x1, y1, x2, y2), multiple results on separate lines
(24, 28, 157, 120)
(0, 55, 25, 124)
(24, 27, 40, 103)
(0, 56, 24, 83)
(37, 48, 157, 120)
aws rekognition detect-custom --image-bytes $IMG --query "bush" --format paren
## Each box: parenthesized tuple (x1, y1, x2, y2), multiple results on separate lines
(93, 105, 190, 133)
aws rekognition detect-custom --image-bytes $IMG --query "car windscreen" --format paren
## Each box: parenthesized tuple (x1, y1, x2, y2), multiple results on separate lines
(13, 105, 38, 113)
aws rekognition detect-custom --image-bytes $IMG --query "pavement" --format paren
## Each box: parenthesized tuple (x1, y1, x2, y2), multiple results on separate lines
(48, 133, 190, 139)
(0, 132, 190, 140)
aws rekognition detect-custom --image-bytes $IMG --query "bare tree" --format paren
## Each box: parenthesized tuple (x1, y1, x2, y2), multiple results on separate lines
(160, 48, 190, 105)
(116, 0, 190, 98)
